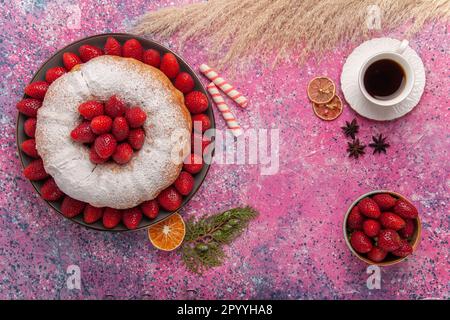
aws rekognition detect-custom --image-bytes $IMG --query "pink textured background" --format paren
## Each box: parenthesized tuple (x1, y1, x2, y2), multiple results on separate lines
(0, 1, 448, 299)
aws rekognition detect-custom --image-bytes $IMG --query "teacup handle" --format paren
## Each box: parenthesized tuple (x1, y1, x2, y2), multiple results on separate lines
(395, 39, 409, 55)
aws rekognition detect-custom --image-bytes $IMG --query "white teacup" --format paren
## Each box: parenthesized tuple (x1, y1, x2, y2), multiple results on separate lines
(358, 40, 415, 107)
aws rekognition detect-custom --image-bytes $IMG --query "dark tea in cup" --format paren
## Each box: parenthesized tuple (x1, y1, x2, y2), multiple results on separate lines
(363, 59, 405, 100)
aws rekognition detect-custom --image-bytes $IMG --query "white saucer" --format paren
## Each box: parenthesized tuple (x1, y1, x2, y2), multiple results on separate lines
(341, 37, 426, 121)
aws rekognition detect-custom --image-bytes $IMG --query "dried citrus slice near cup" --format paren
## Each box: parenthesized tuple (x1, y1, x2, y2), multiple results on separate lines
(307, 76, 336, 104)
(312, 95, 343, 121)
(148, 213, 186, 251)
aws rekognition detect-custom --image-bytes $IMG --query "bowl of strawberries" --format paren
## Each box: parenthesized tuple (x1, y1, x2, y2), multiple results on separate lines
(343, 190, 421, 265)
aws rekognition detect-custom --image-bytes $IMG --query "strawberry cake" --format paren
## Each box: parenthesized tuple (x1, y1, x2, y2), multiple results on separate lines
(35, 55, 192, 209)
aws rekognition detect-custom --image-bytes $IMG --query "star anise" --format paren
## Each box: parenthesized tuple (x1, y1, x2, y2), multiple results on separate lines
(369, 134, 390, 154)
(347, 139, 366, 159)
(341, 118, 359, 139)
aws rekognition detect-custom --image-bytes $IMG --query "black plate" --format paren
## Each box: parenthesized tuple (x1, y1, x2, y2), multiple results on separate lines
(16, 33, 214, 232)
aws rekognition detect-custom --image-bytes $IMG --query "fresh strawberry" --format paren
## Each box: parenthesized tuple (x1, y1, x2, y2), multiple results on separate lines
(24, 117, 37, 137)
(94, 134, 117, 159)
(83, 205, 104, 224)
(103, 208, 122, 229)
(183, 153, 203, 174)
(23, 159, 48, 181)
(367, 246, 387, 262)
(380, 212, 406, 231)
(362, 219, 380, 237)
(128, 128, 145, 150)
(41, 178, 64, 201)
(62, 52, 82, 70)
(90, 115, 113, 134)
(61, 196, 85, 218)
(378, 229, 402, 252)
(143, 49, 161, 67)
(112, 143, 133, 164)
(192, 113, 211, 133)
(191, 133, 211, 155)
(347, 206, 364, 230)
(45, 66, 66, 84)
(393, 199, 418, 219)
(157, 186, 182, 211)
(89, 146, 108, 164)
(70, 121, 96, 143)
(111, 116, 129, 141)
(125, 106, 147, 128)
(104, 37, 122, 56)
(399, 219, 415, 239)
(24, 81, 49, 100)
(79, 44, 103, 62)
(350, 230, 373, 254)
(105, 95, 126, 117)
(122, 207, 143, 229)
(140, 200, 159, 219)
(372, 193, 396, 210)
(392, 239, 413, 257)
(78, 100, 104, 120)
(160, 53, 180, 79)
(357, 197, 381, 219)
(17, 99, 42, 117)
(122, 39, 143, 61)
(185, 91, 208, 114)
(174, 72, 195, 93)
(21, 139, 39, 158)
(174, 171, 194, 196)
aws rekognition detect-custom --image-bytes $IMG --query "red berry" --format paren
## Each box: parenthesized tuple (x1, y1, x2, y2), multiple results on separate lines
(122, 207, 143, 230)
(91, 115, 113, 134)
(105, 95, 126, 117)
(357, 197, 381, 219)
(61, 196, 85, 218)
(372, 193, 396, 211)
(89, 146, 108, 164)
(45, 66, 66, 84)
(393, 199, 418, 219)
(104, 37, 122, 56)
(21, 139, 39, 158)
(185, 91, 208, 114)
(174, 72, 195, 93)
(94, 134, 117, 159)
(157, 187, 182, 211)
(399, 219, 415, 239)
(41, 178, 64, 201)
(174, 171, 195, 196)
(62, 52, 82, 70)
(70, 121, 96, 143)
(378, 229, 402, 252)
(350, 230, 373, 254)
(122, 39, 143, 61)
(103, 208, 122, 229)
(160, 53, 180, 79)
(125, 106, 147, 128)
(392, 239, 413, 257)
(24, 81, 49, 100)
(140, 200, 159, 219)
(79, 44, 103, 62)
(143, 49, 161, 67)
(83, 205, 104, 224)
(24, 117, 37, 137)
(347, 206, 364, 230)
(367, 246, 387, 262)
(362, 219, 381, 237)
(17, 99, 42, 117)
(128, 128, 145, 150)
(380, 212, 406, 231)
(23, 159, 48, 181)
(192, 113, 211, 133)
(112, 143, 133, 164)
(191, 133, 211, 155)
(78, 100, 104, 120)
(112, 116, 130, 141)
(183, 153, 203, 174)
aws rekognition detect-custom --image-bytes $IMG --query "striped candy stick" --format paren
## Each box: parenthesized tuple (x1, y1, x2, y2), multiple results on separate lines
(206, 82, 243, 137)
(200, 64, 248, 108)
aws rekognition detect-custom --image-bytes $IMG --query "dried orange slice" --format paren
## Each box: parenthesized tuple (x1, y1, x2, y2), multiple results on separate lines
(148, 213, 186, 251)
(307, 76, 336, 104)
(312, 95, 343, 121)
